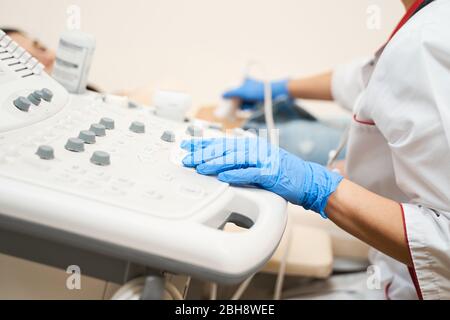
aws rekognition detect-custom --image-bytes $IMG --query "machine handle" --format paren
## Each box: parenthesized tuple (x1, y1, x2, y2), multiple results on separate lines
(186, 187, 288, 278)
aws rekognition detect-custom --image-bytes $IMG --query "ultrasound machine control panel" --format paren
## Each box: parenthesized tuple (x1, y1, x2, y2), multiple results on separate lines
(0, 29, 287, 284)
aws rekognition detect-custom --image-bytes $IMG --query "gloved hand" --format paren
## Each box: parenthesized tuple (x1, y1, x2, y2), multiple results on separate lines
(181, 137, 343, 218)
(223, 78, 290, 109)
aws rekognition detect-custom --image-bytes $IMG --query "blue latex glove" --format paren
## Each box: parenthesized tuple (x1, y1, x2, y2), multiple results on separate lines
(181, 138, 343, 218)
(223, 78, 290, 109)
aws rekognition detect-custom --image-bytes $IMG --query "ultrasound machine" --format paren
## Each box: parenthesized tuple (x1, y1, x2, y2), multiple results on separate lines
(0, 29, 287, 299)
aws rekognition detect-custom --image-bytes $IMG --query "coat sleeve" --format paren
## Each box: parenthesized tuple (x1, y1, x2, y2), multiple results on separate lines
(331, 57, 371, 111)
(368, 20, 450, 300)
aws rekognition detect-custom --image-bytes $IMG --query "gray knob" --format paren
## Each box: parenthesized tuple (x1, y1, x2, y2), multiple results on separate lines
(128, 101, 139, 109)
(40, 88, 53, 102)
(100, 117, 115, 130)
(186, 125, 203, 137)
(28, 92, 41, 106)
(33, 90, 43, 99)
(65, 138, 85, 152)
(161, 130, 176, 143)
(36, 145, 54, 160)
(13, 97, 31, 112)
(90, 123, 106, 137)
(129, 121, 145, 133)
(78, 130, 96, 144)
(32, 90, 43, 100)
(90, 151, 111, 166)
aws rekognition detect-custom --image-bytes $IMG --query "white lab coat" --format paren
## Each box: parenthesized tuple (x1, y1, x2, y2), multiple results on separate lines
(331, 0, 450, 300)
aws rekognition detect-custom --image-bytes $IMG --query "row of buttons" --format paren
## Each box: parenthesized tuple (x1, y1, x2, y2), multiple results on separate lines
(70, 117, 116, 166)
(34, 118, 147, 167)
(36, 144, 111, 166)
(33, 117, 115, 166)
(0, 30, 45, 76)
(42, 165, 163, 199)
(7, 154, 207, 217)
(32, 111, 204, 168)
(72, 118, 115, 146)
(13, 88, 53, 112)
(51, 164, 205, 201)
(55, 174, 202, 203)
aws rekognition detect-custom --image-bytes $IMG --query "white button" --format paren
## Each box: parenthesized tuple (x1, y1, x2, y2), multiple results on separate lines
(12, 47, 25, 59)
(143, 190, 163, 200)
(79, 179, 103, 190)
(104, 185, 126, 196)
(112, 178, 135, 188)
(142, 146, 155, 156)
(178, 184, 204, 199)
(89, 171, 111, 182)
(0, 35, 12, 47)
(32, 63, 44, 75)
(26, 57, 38, 69)
(107, 147, 119, 155)
(137, 155, 154, 164)
(6, 41, 18, 53)
(19, 52, 32, 64)
(54, 173, 78, 184)
(159, 172, 174, 182)
(115, 139, 126, 146)
(66, 165, 87, 176)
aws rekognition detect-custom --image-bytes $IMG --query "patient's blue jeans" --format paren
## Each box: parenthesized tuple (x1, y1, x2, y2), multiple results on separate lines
(277, 119, 348, 165)
(245, 117, 349, 166)
(242, 99, 350, 166)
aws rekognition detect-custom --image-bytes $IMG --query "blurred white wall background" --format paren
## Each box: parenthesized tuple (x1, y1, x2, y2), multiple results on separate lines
(0, 0, 403, 106)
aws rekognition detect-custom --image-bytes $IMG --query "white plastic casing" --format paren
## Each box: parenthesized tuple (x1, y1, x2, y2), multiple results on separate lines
(0, 31, 287, 283)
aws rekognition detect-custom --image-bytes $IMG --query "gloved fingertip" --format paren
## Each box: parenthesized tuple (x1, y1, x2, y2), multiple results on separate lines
(217, 172, 232, 183)
(196, 163, 211, 175)
(222, 91, 232, 99)
(182, 154, 196, 167)
(223, 87, 244, 99)
(197, 164, 220, 176)
(218, 171, 246, 184)
(180, 140, 191, 150)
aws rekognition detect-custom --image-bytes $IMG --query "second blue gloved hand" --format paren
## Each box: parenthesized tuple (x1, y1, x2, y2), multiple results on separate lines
(181, 137, 343, 218)
(223, 78, 290, 109)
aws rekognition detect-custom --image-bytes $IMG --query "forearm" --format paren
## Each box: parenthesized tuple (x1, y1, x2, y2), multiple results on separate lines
(325, 179, 413, 266)
(287, 71, 334, 101)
